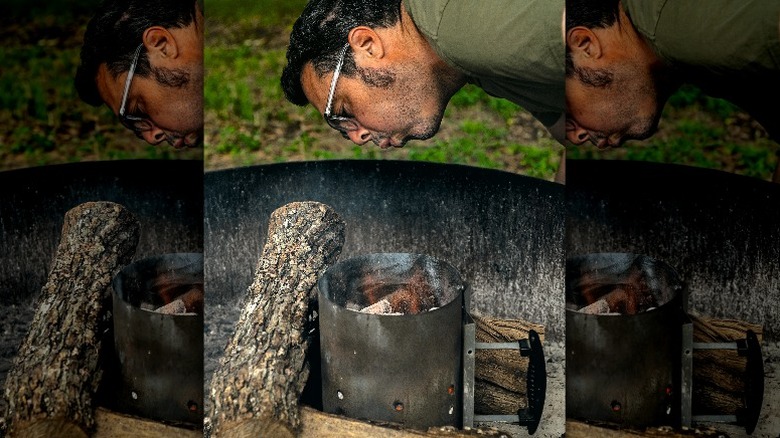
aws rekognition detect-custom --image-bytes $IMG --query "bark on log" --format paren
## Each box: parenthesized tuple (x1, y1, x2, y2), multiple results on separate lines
(2, 202, 140, 438)
(690, 314, 763, 416)
(208, 202, 346, 438)
(473, 315, 545, 415)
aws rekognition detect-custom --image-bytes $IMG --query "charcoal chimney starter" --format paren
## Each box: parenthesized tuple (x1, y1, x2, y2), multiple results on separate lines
(317, 253, 466, 429)
(109, 252, 204, 426)
(566, 253, 685, 428)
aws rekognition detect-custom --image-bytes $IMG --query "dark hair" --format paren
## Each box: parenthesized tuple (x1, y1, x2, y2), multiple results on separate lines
(565, 0, 621, 81)
(75, 0, 199, 106)
(280, 0, 402, 106)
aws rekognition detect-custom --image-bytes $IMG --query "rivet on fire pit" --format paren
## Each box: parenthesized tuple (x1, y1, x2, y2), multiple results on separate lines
(337, 390, 344, 400)
(132, 392, 138, 400)
(447, 385, 455, 395)
(611, 400, 621, 412)
(393, 401, 404, 412)
(187, 400, 198, 412)
(449, 406, 454, 415)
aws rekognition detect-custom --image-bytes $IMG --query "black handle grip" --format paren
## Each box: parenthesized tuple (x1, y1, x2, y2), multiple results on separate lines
(517, 329, 546, 435)
(737, 330, 764, 435)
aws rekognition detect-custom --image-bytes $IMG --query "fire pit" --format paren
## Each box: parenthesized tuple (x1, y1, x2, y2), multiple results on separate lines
(204, 160, 565, 434)
(0, 160, 203, 428)
(567, 159, 778, 435)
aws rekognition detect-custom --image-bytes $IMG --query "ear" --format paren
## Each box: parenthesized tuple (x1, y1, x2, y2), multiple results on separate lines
(142, 26, 180, 63)
(566, 27, 602, 61)
(347, 26, 386, 65)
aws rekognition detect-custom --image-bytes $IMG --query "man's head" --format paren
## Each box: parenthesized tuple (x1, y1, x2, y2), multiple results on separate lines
(281, 0, 465, 148)
(565, 0, 671, 148)
(75, 0, 204, 148)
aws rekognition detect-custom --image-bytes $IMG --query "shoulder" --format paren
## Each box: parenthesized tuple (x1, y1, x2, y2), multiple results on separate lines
(624, 0, 780, 72)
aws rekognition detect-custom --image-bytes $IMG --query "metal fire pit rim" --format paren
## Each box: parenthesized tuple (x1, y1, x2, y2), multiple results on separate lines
(203, 158, 550, 182)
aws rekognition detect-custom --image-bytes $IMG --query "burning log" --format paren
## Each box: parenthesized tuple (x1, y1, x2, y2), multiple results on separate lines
(473, 315, 545, 415)
(2, 202, 140, 438)
(356, 272, 438, 315)
(208, 202, 345, 438)
(568, 258, 668, 315)
(154, 286, 203, 314)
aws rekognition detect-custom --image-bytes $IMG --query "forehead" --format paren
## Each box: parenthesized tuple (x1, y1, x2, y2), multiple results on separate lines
(300, 62, 334, 114)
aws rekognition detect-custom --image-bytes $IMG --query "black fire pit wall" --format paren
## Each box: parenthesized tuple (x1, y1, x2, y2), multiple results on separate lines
(204, 160, 564, 337)
(0, 160, 204, 305)
(566, 159, 780, 340)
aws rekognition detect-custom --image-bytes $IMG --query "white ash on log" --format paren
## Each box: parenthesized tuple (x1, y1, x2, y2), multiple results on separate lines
(154, 286, 203, 315)
(207, 202, 345, 438)
(2, 201, 140, 438)
(578, 299, 613, 315)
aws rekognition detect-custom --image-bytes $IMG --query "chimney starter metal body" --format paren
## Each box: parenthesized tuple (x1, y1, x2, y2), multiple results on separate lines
(318, 253, 466, 429)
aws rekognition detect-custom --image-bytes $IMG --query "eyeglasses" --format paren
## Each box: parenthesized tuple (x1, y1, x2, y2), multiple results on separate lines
(118, 43, 154, 135)
(323, 43, 360, 134)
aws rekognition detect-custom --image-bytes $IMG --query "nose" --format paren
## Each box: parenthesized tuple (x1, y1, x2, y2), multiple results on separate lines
(346, 126, 372, 145)
(141, 125, 167, 145)
(565, 122, 590, 145)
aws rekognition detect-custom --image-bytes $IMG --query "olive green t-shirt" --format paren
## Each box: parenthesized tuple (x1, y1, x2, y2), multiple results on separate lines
(404, 0, 565, 128)
(623, 0, 780, 139)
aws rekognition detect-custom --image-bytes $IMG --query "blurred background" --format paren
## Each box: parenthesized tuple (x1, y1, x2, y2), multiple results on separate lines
(567, 85, 779, 182)
(204, 0, 777, 183)
(203, 0, 564, 181)
(0, 0, 201, 172)
(1, 0, 776, 182)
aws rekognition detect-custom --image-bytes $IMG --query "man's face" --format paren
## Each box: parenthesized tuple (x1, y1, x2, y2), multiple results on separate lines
(565, 72, 662, 148)
(95, 10, 204, 149)
(96, 61, 203, 148)
(565, 64, 664, 148)
(300, 57, 451, 149)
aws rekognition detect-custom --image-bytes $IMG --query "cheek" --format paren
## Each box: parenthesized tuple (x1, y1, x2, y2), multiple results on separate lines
(150, 89, 202, 132)
(353, 94, 403, 130)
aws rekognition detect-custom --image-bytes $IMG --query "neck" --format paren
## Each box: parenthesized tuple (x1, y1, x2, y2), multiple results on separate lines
(397, 0, 467, 92)
(615, 2, 680, 96)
